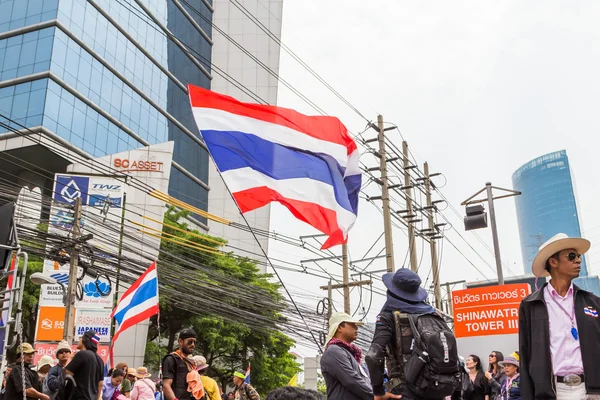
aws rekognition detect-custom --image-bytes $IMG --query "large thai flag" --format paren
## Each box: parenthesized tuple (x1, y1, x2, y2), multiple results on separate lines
(109, 262, 159, 365)
(188, 85, 361, 249)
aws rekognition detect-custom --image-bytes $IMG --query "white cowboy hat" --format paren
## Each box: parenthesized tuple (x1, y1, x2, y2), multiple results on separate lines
(532, 233, 590, 278)
(326, 312, 364, 344)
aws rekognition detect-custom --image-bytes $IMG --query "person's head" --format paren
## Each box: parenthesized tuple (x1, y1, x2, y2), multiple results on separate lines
(111, 368, 125, 387)
(37, 355, 53, 374)
(115, 362, 128, 373)
(192, 356, 209, 375)
(135, 367, 151, 381)
(266, 386, 325, 400)
(177, 328, 197, 356)
(18, 343, 35, 365)
(498, 353, 519, 378)
(228, 393, 235, 400)
(56, 340, 72, 365)
(466, 355, 483, 372)
(532, 234, 590, 279)
(127, 368, 137, 382)
(382, 268, 428, 305)
(326, 312, 364, 344)
(233, 371, 246, 387)
(79, 330, 100, 352)
(488, 351, 504, 372)
(5, 364, 13, 377)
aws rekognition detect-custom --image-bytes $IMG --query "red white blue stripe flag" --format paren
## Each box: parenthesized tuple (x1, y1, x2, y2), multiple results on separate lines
(188, 85, 361, 249)
(109, 261, 159, 366)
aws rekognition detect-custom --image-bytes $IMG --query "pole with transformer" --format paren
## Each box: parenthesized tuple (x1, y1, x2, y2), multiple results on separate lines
(462, 183, 521, 286)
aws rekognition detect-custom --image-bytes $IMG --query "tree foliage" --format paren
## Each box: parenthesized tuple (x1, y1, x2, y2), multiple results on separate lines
(144, 208, 299, 395)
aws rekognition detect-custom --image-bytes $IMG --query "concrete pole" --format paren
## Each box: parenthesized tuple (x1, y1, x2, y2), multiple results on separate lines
(403, 141, 418, 271)
(64, 197, 82, 343)
(424, 163, 442, 309)
(378, 115, 395, 272)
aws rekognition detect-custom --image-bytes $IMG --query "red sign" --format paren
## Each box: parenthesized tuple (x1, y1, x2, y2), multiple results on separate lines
(113, 158, 163, 172)
(33, 342, 110, 364)
(452, 283, 530, 338)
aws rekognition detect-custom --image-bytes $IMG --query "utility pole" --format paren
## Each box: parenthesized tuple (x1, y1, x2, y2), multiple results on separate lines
(377, 115, 395, 273)
(485, 183, 503, 285)
(424, 162, 442, 310)
(403, 141, 418, 271)
(342, 244, 350, 313)
(64, 197, 82, 343)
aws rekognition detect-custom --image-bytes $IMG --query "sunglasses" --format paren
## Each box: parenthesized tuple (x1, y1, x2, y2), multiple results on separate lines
(566, 252, 582, 262)
(489, 354, 496, 358)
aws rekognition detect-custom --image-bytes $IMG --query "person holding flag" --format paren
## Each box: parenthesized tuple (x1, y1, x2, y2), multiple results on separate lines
(232, 369, 259, 400)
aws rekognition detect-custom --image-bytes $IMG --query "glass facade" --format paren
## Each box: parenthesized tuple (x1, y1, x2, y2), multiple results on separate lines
(0, 0, 212, 218)
(512, 150, 588, 275)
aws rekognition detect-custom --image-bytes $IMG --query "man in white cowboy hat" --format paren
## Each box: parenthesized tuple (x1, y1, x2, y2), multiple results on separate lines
(319, 312, 373, 400)
(366, 268, 459, 400)
(192, 356, 220, 400)
(519, 233, 600, 399)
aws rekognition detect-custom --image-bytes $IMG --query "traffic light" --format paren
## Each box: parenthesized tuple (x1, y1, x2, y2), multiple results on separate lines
(464, 204, 488, 231)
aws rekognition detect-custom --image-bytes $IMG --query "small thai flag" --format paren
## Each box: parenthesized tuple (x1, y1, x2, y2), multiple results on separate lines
(584, 307, 598, 318)
(244, 364, 251, 384)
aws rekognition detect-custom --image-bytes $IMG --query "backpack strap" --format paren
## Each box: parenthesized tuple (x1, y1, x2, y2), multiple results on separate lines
(407, 313, 423, 349)
(169, 351, 195, 372)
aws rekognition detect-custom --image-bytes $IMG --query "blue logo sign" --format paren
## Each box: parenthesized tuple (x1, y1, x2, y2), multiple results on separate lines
(54, 175, 89, 205)
(49, 273, 69, 285)
(83, 280, 111, 298)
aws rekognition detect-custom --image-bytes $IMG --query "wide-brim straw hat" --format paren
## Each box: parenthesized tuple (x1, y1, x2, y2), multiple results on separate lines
(532, 233, 590, 278)
(135, 367, 151, 379)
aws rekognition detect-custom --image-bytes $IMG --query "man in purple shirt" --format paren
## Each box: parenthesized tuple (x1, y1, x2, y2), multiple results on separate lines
(519, 233, 600, 399)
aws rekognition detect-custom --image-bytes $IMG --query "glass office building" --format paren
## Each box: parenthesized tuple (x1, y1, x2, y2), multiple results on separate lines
(512, 150, 588, 275)
(0, 0, 213, 221)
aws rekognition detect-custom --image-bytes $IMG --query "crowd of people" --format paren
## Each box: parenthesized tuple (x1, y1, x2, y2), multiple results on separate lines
(1, 232, 599, 400)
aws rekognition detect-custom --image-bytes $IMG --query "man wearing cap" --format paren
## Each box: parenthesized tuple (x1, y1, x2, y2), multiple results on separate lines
(192, 356, 220, 400)
(232, 370, 259, 400)
(65, 330, 105, 400)
(4, 343, 48, 400)
(366, 268, 442, 400)
(319, 312, 373, 400)
(520, 233, 600, 399)
(46, 340, 71, 400)
(162, 328, 198, 400)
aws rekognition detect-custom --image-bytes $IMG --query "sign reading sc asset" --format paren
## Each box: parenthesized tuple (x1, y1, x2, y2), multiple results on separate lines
(452, 283, 531, 338)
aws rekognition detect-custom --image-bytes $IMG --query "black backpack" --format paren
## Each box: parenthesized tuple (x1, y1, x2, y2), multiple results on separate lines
(403, 313, 460, 399)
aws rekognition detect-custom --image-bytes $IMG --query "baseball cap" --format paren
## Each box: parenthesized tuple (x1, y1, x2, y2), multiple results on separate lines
(18, 343, 35, 354)
(179, 328, 197, 340)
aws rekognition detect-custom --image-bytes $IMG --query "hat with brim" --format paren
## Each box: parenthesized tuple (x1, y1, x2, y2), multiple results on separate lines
(498, 356, 519, 368)
(135, 367, 151, 379)
(192, 356, 209, 371)
(326, 312, 364, 344)
(37, 355, 54, 371)
(18, 343, 35, 354)
(532, 233, 590, 278)
(382, 268, 428, 302)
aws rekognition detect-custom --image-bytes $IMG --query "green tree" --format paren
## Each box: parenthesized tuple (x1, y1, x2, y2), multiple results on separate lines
(145, 208, 299, 395)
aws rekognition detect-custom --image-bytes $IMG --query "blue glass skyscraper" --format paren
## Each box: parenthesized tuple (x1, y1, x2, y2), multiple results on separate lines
(512, 150, 588, 275)
(0, 0, 212, 222)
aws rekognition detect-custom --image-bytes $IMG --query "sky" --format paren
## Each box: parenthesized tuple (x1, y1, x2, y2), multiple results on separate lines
(262, 1, 600, 356)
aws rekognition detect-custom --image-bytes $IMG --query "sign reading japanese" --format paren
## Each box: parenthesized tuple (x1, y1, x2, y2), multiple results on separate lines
(452, 283, 530, 338)
(75, 309, 111, 343)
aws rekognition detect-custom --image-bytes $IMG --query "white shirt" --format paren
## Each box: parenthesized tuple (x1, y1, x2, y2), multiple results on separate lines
(545, 282, 583, 375)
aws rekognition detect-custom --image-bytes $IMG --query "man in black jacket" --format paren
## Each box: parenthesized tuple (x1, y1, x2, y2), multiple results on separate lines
(520, 233, 600, 399)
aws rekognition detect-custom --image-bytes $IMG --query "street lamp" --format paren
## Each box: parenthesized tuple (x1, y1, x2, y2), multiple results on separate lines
(30, 272, 67, 305)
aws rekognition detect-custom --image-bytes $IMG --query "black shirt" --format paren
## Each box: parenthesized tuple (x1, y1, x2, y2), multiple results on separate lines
(65, 350, 104, 400)
(4, 363, 41, 400)
(162, 354, 192, 400)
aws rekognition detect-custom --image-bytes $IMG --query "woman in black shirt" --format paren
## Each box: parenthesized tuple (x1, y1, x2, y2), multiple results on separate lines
(463, 354, 491, 400)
